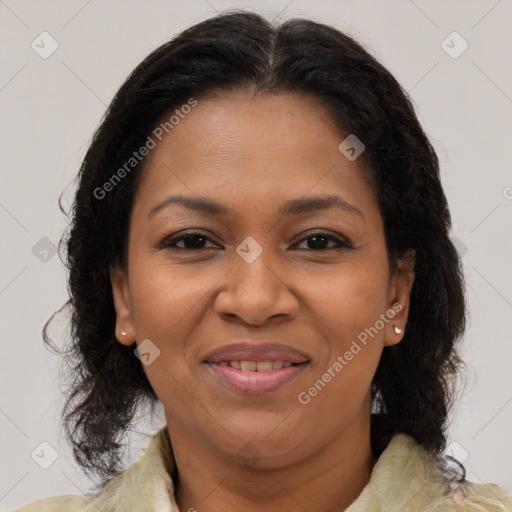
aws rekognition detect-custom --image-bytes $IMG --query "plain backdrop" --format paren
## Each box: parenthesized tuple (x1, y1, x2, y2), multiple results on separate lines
(1, 0, 511, 509)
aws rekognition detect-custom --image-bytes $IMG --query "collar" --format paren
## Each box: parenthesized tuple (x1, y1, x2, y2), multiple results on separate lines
(87, 426, 510, 512)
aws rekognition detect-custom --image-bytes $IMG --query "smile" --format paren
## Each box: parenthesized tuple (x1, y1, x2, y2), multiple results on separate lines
(217, 360, 295, 371)
(207, 360, 309, 394)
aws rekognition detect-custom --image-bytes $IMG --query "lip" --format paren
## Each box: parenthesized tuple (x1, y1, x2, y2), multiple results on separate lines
(203, 341, 311, 395)
(204, 342, 310, 364)
(207, 361, 310, 395)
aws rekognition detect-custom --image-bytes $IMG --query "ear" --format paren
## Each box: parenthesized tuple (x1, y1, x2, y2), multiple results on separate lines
(110, 265, 135, 346)
(383, 249, 415, 347)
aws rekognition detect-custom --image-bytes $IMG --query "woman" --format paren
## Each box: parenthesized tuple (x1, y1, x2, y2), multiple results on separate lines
(16, 10, 511, 512)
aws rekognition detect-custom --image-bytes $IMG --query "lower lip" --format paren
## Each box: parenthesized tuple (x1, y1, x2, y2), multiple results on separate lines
(207, 362, 309, 395)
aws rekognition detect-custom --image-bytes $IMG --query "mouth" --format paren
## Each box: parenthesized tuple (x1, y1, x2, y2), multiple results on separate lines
(215, 360, 298, 370)
(203, 342, 311, 395)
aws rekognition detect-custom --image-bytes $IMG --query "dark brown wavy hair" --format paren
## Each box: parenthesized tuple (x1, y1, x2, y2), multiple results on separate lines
(45, 10, 466, 483)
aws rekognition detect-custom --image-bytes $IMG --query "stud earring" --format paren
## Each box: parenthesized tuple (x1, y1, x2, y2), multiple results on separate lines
(120, 329, 127, 337)
(393, 325, 402, 334)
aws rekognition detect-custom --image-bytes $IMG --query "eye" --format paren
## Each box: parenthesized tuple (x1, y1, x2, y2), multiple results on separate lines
(293, 231, 353, 251)
(158, 230, 219, 250)
(158, 230, 352, 252)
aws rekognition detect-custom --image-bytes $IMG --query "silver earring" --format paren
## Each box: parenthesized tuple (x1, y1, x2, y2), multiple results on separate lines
(120, 329, 127, 337)
(393, 325, 402, 334)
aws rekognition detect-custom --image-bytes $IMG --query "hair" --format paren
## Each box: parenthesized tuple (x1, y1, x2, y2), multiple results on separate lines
(45, 10, 466, 482)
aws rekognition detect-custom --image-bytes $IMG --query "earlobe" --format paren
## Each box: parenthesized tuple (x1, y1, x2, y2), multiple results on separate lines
(110, 265, 135, 346)
(384, 250, 415, 347)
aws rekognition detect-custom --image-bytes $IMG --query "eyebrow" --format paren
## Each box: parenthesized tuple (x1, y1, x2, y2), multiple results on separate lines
(148, 194, 364, 219)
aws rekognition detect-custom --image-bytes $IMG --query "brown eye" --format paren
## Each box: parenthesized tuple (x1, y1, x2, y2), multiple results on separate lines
(294, 232, 352, 251)
(158, 231, 219, 251)
(174, 234, 209, 249)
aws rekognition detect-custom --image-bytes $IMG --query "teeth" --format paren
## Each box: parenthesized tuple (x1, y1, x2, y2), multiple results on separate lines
(240, 361, 257, 371)
(218, 360, 297, 371)
(256, 361, 273, 372)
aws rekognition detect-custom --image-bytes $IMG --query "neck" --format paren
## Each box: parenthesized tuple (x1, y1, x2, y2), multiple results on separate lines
(167, 401, 376, 512)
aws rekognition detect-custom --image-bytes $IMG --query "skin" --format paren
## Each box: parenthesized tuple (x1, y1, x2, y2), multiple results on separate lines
(111, 89, 415, 512)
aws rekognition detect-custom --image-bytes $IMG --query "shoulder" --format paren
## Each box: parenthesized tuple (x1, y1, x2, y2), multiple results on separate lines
(355, 433, 512, 512)
(14, 494, 92, 512)
(462, 480, 512, 511)
(13, 427, 177, 512)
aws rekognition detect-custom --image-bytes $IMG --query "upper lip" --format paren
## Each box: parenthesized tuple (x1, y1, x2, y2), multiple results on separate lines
(204, 342, 310, 364)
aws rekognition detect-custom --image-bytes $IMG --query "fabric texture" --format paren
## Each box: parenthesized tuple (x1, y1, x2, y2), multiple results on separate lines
(15, 426, 512, 512)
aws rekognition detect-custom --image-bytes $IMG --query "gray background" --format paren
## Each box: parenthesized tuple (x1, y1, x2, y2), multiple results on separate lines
(1, 0, 511, 509)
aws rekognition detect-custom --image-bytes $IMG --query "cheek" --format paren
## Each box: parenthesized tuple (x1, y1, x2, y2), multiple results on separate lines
(309, 257, 389, 345)
(125, 263, 191, 365)
(128, 261, 210, 339)
(127, 237, 389, 410)
(300, 258, 388, 402)
(126, 260, 227, 396)
(298, 272, 386, 433)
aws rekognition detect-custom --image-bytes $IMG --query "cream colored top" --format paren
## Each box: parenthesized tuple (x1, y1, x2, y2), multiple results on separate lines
(15, 426, 512, 511)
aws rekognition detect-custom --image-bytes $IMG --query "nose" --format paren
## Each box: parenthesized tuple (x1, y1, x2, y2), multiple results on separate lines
(214, 248, 299, 326)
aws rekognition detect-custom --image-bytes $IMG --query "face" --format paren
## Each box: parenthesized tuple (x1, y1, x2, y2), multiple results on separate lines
(111, 90, 414, 467)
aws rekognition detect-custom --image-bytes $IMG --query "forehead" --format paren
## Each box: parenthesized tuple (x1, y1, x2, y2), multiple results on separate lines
(132, 90, 378, 223)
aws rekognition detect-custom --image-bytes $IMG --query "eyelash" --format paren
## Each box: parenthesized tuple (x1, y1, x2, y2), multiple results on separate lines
(158, 230, 353, 252)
